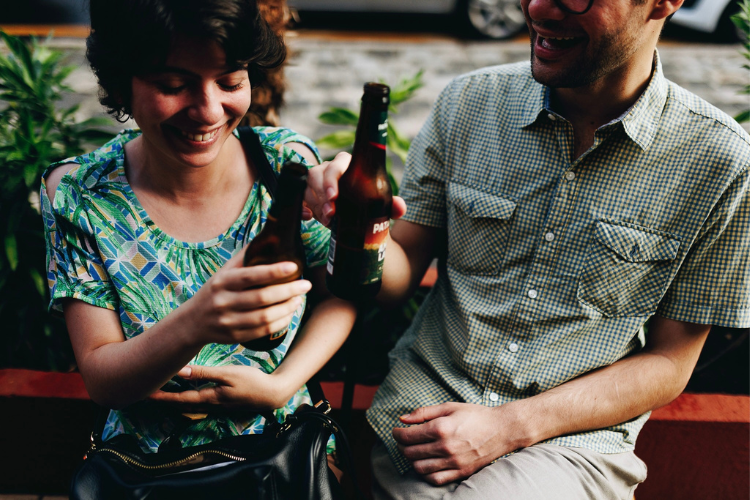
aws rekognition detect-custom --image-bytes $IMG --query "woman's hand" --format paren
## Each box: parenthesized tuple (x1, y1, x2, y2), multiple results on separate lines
(149, 364, 293, 410)
(302, 152, 407, 226)
(180, 250, 311, 347)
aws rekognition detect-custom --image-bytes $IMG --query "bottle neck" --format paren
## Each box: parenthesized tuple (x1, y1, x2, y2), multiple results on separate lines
(351, 97, 388, 172)
(265, 170, 307, 242)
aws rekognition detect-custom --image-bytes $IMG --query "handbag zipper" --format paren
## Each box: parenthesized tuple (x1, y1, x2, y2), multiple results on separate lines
(97, 447, 246, 470)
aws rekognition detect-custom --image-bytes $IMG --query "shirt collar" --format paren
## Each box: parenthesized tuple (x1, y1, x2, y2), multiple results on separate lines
(619, 50, 668, 151)
(521, 50, 668, 151)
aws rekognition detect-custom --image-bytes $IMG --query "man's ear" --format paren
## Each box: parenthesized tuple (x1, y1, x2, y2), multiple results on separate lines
(649, 0, 683, 21)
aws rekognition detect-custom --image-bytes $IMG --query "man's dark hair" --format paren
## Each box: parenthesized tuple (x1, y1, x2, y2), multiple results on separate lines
(86, 0, 286, 121)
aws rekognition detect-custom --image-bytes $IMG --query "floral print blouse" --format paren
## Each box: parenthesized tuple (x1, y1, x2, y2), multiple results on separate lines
(41, 127, 333, 453)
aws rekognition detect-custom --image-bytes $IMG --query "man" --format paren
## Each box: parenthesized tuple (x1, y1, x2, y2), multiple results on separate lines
(305, 0, 750, 497)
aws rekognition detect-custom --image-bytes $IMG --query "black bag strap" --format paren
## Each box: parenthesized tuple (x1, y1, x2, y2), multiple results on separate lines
(236, 126, 279, 201)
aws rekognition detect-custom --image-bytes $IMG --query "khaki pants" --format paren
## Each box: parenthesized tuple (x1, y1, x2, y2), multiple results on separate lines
(371, 441, 647, 500)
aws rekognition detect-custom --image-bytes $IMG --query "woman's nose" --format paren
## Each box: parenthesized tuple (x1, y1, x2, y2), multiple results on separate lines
(525, 0, 566, 21)
(187, 86, 224, 124)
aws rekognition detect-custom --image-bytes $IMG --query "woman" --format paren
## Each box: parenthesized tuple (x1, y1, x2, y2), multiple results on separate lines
(41, 0, 355, 471)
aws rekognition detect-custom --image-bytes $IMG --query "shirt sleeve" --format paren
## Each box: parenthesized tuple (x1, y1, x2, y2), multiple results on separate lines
(41, 166, 118, 314)
(657, 165, 750, 328)
(399, 81, 457, 229)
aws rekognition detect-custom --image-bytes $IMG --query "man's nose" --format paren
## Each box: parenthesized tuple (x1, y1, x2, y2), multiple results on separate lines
(525, 0, 566, 21)
(187, 86, 223, 124)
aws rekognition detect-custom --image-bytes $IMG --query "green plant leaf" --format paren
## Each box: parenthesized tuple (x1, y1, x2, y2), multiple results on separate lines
(735, 110, 750, 123)
(386, 122, 411, 163)
(318, 108, 359, 126)
(316, 130, 356, 149)
(388, 69, 424, 108)
(29, 267, 46, 298)
(4, 234, 18, 271)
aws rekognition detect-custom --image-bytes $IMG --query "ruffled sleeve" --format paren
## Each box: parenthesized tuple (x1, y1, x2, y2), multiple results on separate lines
(41, 163, 119, 313)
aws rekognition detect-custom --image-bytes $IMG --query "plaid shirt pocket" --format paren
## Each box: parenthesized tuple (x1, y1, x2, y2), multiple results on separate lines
(447, 183, 517, 275)
(578, 220, 680, 317)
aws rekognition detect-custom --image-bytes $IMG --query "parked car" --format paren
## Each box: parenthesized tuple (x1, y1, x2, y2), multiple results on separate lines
(287, 0, 527, 40)
(669, 0, 742, 42)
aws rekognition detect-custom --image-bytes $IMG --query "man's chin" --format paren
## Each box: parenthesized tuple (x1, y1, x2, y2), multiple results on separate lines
(530, 60, 592, 89)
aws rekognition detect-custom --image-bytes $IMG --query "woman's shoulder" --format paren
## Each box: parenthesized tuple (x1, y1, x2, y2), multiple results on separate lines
(43, 130, 138, 202)
(252, 126, 321, 168)
(252, 126, 312, 145)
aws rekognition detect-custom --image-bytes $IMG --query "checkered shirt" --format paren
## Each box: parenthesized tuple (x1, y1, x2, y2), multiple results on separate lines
(366, 52, 750, 474)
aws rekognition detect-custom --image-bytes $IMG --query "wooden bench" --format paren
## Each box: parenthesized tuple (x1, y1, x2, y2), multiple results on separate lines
(1, 368, 748, 499)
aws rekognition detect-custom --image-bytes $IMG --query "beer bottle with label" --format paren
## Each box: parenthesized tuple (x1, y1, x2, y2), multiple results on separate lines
(326, 82, 393, 300)
(242, 162, 308, 351)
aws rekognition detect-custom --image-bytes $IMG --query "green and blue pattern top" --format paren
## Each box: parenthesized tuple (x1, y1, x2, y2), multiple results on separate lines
(42, 127, 333, 453)
(367, 52, 750, 473)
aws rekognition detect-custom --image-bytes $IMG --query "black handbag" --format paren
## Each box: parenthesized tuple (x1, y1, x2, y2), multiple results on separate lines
(70, 398, 351, 500)
(70, 128, 361, 500)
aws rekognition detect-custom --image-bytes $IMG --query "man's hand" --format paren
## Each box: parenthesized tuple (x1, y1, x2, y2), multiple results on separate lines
(149, 364, 292, 410)
(302, 151, 406, 226)
(393, 402, 525, 486)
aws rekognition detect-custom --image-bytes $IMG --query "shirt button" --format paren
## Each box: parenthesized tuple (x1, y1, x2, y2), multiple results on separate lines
(545, 232, 555, 242)
(508, 343, 519, 353)
(527, 289, 538, 299)
(565, 171, 576, 181)
(489, 392, 500, 402)
(547, 113, 556, 121)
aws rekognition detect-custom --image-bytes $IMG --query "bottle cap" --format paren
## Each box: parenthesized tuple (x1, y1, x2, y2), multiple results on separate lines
(363, 82, 390, 105)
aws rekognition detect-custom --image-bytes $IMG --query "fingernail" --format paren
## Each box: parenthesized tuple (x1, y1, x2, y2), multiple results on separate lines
(326, 187, 336, 199)
(400, 413, 410, 419)
(323, 203, 333, 217)
(281, 262, 298, 273)
(178, 367, 191, 378)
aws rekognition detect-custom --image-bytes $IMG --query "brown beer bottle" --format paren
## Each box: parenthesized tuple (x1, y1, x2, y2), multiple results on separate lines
(242, 162, 308, 351)
(326, 82, 393, 300)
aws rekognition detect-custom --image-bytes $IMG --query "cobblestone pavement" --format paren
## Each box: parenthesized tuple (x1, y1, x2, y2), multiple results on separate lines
(44, 33, 750, 182)
(1, 32, 748, 500)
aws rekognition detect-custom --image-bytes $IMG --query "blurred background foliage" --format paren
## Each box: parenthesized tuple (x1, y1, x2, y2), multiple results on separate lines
(0, 30, 112, 370)
(732, 0, 750, 123)
(316, 70, 424, 196)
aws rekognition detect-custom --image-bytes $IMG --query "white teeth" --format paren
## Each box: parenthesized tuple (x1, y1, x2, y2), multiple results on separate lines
(548, 36, 576, 40)
(181, 129, 218, 142)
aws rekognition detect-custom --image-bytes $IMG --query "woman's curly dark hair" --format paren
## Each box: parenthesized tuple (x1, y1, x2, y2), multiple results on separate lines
(86, 0, 286, 122)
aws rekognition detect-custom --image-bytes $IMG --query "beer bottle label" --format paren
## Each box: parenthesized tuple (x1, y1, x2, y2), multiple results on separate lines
(369, 112, 388, 148)
(326, 234, 336, 275)
(269, 327, 288, 341)
(362, 216, 389, 284)
(326, 216, 389, 286)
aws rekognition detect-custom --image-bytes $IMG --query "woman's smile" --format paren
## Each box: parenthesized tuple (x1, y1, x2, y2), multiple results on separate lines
(129, 36, 252, 172)
(179, 127, 221, 143)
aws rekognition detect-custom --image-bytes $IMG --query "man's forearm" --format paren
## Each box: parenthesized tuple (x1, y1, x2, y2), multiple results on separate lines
(508, 316, 710, 448)
(376, 220, 440, 307)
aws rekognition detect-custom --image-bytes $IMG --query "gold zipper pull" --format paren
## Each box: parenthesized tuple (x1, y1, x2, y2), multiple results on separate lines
(314, 399, 332, 415)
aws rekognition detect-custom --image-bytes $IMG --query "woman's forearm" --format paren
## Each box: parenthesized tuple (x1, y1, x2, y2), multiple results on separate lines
(271, 296, 357, 402)
(65, 299, 204, 408)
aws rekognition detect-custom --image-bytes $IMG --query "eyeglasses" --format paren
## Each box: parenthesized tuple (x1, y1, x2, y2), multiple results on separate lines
(552, 0, 594, 15)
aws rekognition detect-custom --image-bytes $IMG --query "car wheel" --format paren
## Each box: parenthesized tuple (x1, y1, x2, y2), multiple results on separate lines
(459, 0, 527, 40)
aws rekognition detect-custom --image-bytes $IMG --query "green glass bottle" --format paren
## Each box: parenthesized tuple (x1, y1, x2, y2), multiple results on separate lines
(326, 83, 393, 300)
